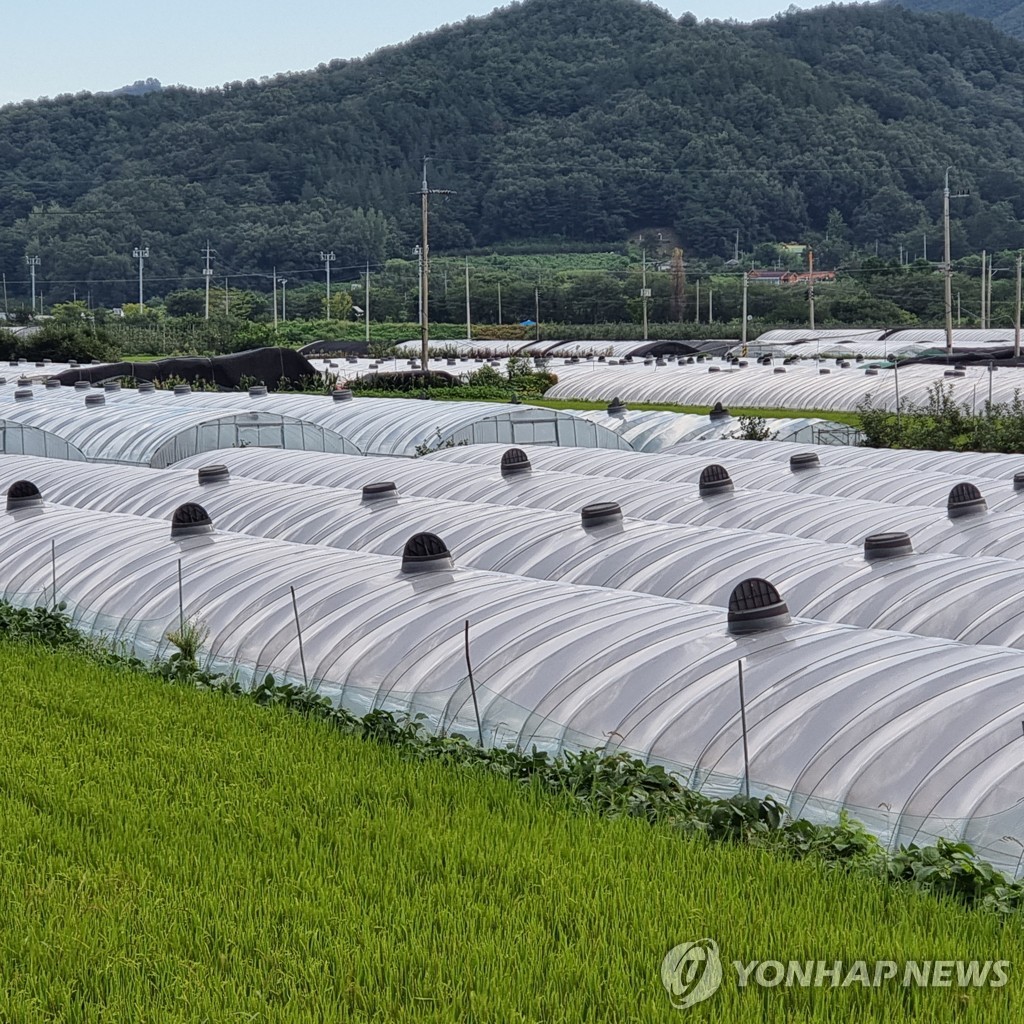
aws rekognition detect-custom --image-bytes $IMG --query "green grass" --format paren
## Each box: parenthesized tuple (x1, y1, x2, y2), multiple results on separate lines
(0, 642, 1019, 1022)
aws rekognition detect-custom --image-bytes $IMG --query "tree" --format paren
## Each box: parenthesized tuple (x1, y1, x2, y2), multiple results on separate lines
(164, 290, 207, 317)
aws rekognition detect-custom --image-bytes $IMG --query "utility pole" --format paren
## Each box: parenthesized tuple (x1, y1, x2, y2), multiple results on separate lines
(667, 247, 686, 321)
(944, 167, 969, 353)
(640, 249, 650, 342)
(808, 247, 815, 331)
(416, 157, 455, 374)
(272, 267, 278, 328)
(695, 280, 700, 324)
(280, 279, 288, 322)
(202, 240, 214, 320)
(413, 246, 423, 326)
(1011, 252, 1019, 362)
(980, 251, 987, 330)
(497, 282, 502, 325)
(988, 257, 994, 328)
(741, 270, 749, 347)
(365, 260, 371, 346)
(465, 257, 472, 341)
(320, 251, 336, 319)
(534, 287, 540, 343)
(26, 255, 40, 313)
(2, 273, 8, 319)
(708, 287, 713, 323)
(224, 277, 230, 316)
(133, 244, 149, 309)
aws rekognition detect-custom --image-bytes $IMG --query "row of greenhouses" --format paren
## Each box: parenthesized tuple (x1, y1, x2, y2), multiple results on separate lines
(5, 449, 1024, 650)
(0, 377, 855, 457)
(433, 441, 1024, 514)
(4, 453, 1024, 875)
(171, 442, 1024, 562)
(383, 329, 1019, 361)
(544, 357, 1024, 412)
(0, 383, 630, 462)
(738, 327, 1024, 360)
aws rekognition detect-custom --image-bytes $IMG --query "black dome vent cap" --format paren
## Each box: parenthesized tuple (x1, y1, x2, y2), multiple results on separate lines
(73, 381, 91, 391)
(13, 388, 32, 401)
(581, 501, 623, 528)
(1013, 471, 1024, 492)
(103, 380, 121, 392)
(173, 383, 192, 395)
(197, 465, 230, 486)
(699, 464, 734, 496)
(44, 378, 62, 389)
(401, 531, 454, 573)
(248, 385, 268, 397)
(362, 481, 398, 502)
(790, 452, 820, 471)
(864, 531, 914, 560)
(137, 381, 156, 393)
(607, 396, 628, 416)
(7, 479, 42, 510)
(332, 388, 354, 402)
(500, 447, 532, 477)
(709, 401, 730, 420)
(171, 502, 214, 538)
(84, 393, 105, 407)
(948, 482, 987, 518)
(727, 577, 792, 634)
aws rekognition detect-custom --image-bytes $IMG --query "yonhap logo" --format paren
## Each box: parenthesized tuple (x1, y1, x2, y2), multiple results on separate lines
(661, 939, 724, 1009)
(660, 939, 1010, 1009)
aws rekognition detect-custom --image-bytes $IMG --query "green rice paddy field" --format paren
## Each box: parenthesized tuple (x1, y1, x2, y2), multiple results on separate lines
(0, 641, 1021, 1022)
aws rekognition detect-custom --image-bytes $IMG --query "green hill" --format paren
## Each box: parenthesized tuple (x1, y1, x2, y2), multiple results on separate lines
(890, 0, 1024, 39)
(4, 0, 1024, 303)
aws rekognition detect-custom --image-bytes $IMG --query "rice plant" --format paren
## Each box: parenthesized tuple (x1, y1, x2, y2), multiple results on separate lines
(0, 641, 1020, 1022)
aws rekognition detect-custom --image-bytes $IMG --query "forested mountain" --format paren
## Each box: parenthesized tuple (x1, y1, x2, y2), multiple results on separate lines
(889, 0, 1024, 40)
(4, 0, 1024, 304)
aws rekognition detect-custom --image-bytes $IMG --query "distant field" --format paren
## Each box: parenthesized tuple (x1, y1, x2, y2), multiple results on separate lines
(0, 642, 1018, 1022)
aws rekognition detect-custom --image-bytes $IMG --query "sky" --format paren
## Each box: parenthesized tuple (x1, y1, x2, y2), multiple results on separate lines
(1, 0, 822, 108)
